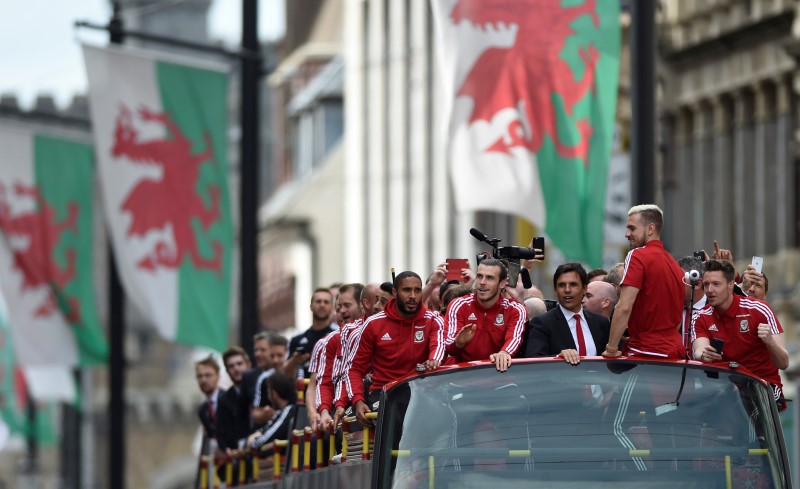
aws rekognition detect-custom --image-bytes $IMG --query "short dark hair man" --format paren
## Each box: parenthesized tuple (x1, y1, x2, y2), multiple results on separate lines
(249, 373, 297, 450)
(216, 347, 253, 454)
(242, 332, 276, 426)
(289, 288, 336, 378)
(603, 205, 686, 359)
(444, 259, 526, 372)
(526, 263, 610, 365)
(195, 355, 222, 440)
(346, 271, 445, 425)
(693, 260, 788, 407)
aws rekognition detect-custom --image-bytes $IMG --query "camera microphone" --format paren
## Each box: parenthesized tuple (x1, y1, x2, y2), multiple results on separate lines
(520, 269, 532, 289)
(469, 228, 488, 243)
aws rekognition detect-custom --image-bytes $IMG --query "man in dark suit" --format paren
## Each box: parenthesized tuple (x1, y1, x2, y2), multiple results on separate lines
(216, 346, 253, 454)
(195, 354, 223, 440)
(525, 263, 610, 365)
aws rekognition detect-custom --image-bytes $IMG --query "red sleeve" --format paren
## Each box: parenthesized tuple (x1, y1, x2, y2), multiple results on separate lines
(317, 334, 339, 412)
(347, 321, 375, 406)
(620, 249, 644, 289)
(428, 313, 445, 362)
(692, 309, 713, 342)
(444, 298, 467, 356)
(501, 301, 526, 356)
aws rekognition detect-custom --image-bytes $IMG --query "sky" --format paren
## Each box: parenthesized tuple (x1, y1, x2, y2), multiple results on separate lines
(0, 0, 285, 110)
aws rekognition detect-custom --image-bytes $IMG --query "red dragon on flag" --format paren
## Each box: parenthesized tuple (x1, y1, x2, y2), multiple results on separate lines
(111, 106, 223, 273)
(0, 182, 81, 323)
(450, 0, 599, 163)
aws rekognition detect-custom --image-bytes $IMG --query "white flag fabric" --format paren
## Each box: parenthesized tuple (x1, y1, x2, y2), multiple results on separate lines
(83, 45, 234, 351)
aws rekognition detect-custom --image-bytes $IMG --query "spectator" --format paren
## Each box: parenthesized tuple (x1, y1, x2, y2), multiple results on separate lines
(289, 288, 336, 378)
(441, 283, 472, 312)
(347, 271, 445, 425)
(587, 268, 608, 282)
(525, 263, 610, 365)
(242, 332, 276, 426)
(603, 262, 624, 296)
(603, 205, 685, 359)
(376, 282, 393, 313)
(249, 374, 298, 450)
(445, 259, 527, 372)
(693, 259, 788, 408)
(267, 333, 289, 371)
(195, 354, 222, 440)
(676, 256, 707, 356)
(216, 347, 253, 454)
(581, 280, 617, 320)
(741, 264, 768, 300)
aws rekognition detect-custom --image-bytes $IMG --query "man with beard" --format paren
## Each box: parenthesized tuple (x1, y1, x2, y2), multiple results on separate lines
(603, 205, 685, 359)
(445, 259, 526, 371)
(289, 288, 336, 378)
(347, 272, 445, 425)
(216, 347, 253, 455)
(241, 332, 276, 426)
(693, 260, 788, 408)
(307, 283, 364, 430)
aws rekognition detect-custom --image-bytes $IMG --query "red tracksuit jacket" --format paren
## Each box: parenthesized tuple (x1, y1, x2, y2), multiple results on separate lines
(444, 293, 526, 362)
(346, 299, 445, 406)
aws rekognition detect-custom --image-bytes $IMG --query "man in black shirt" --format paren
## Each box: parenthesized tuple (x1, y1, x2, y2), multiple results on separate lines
(289, 287, 336, 378)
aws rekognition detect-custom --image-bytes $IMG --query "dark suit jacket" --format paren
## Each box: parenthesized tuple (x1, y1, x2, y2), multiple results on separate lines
(524, 307, 610, 358)
(197, 389, 223, 439)
(215, 386, 252, 450)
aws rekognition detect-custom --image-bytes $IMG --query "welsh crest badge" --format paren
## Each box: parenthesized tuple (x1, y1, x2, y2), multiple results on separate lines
(494, 313, 504, 325)
(414, 330, 424, 342)
(739, 319, 749, 333)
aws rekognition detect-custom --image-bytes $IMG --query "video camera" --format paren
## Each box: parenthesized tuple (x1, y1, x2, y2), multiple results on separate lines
(470, 228, 537, 288)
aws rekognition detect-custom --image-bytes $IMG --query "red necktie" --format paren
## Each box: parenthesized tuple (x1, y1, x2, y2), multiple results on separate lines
(574, 314, 587, 356)
(208, 400, 215, 423)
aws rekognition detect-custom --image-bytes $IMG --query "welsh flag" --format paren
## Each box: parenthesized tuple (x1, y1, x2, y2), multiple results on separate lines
(0, 294, 57, 443)
(83, 45, 233, 351)
(431, 0, 620, 266)
(0, 123, 108, 368)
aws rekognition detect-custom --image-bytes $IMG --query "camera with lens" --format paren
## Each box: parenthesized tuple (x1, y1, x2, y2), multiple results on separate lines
(470, 228, 539, 288)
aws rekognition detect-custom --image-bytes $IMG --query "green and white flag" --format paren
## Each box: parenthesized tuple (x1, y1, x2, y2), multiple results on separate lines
(432, 0, 620, 266)
(83, 45, 233, 351)
(0, 123, 107, 368)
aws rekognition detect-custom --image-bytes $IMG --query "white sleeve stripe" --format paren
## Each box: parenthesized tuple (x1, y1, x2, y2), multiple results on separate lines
(620, 249, 635, 285)
(741, 300, 780, 333)
(252, 369, 274, 407)
(445, 296, 470, 345)
(252, 407, 292, 449)
(503, 302, 526, 354)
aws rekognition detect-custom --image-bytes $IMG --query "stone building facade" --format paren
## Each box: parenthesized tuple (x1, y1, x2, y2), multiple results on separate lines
(658, 0, 800, 366)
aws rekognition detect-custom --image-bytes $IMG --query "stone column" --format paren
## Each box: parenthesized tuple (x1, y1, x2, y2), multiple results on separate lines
(711, 95, 730, 244)
(753, 82, 769, 254)
(732, 90, 747, 255)
(775, 76, 792, 250)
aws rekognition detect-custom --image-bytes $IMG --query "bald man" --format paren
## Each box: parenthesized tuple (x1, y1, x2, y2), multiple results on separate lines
(582, 280, 617, 320)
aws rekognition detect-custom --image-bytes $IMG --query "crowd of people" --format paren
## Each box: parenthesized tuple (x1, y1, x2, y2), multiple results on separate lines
(194, 203, 789, 470)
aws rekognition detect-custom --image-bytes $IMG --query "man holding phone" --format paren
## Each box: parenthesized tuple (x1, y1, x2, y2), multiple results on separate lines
(693, 260, 788, 408)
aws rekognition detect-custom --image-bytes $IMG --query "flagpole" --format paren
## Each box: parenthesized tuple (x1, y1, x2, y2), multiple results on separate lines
(630, 0, 656, 205)
(108, 4, 127, 489)
(239, 0, 261, 358)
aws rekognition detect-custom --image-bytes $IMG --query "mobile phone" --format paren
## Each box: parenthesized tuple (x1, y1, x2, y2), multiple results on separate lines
(751, 256, 763, 274)
(694, 250, 706, 262)
(710, 338, 724, 355)
(532, 236, 545, 259)
(445, 258, 469, 282)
